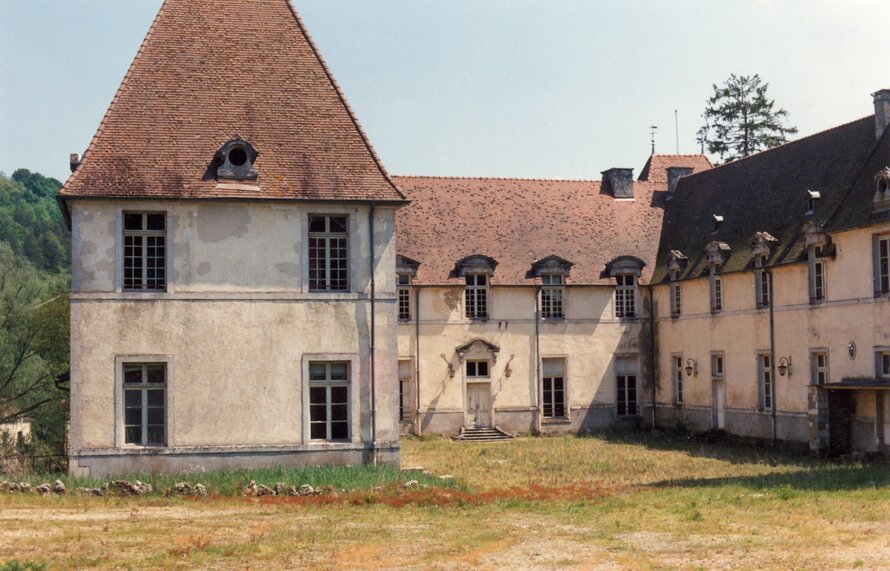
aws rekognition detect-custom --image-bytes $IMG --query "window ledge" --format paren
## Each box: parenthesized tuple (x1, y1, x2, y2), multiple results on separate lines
(542, 418, 571, 425)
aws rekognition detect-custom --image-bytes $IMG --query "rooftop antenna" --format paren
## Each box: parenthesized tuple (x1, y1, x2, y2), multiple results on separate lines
(674, 110, 680, 154)
(649, 125, 658, 155)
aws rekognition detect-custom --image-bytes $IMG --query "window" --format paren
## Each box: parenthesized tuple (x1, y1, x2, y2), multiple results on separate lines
(811, 352, 829, 386)
(754, 255, 771, 308)
(807, 245, 826, 303)
(711, 275, 723, 313)
(466, 360, 489, 378)
(122, 363, 166, 446)
(309, 215, 348, 291)
(877, 236, 890, 295)
(758, 354, 773, 411)
(465, 274, 488, 320)
(711, 353, 725, 379)
(123, 212, 166, 291)
(541, 274, 565, 319)
(398, 360, 413, 421)
(542, 358, 566, 418)
(877, 351, 890, 380)
(308, 362, 349, 441)
(672, 355, 684, 405)
(397, 274, 411, 321)
(615, 356, 638, 416)
(615, 274, 637, 319)
(670, 280, 682, 317)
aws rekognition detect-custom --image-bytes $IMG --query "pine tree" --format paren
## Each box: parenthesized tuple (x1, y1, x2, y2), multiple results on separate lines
(698, 74, 797, 163)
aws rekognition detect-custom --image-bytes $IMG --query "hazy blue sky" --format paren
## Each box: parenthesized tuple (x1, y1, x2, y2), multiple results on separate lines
(2, 0, 889, 182)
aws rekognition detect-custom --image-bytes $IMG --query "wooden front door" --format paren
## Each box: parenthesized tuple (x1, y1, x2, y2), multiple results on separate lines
(466, 384, 492, 428)
(713, 381, 726, 430)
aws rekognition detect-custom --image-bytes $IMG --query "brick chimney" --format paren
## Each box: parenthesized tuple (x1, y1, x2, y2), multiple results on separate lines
(601, 168, 634, 199)
(666, 166, 693, 201)
(874, 89, 890, 140)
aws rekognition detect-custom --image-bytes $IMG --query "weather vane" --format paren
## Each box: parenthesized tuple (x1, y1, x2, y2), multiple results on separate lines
(649, 125, 658, 154)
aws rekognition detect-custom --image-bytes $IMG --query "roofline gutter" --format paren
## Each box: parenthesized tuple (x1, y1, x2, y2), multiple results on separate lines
(56, 195, 409, 207)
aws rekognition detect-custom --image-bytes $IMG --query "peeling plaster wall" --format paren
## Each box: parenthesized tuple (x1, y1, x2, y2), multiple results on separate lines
(68, 199, 400, 475)
(653, 222, 890, 450)
(398, 285, 652, 435)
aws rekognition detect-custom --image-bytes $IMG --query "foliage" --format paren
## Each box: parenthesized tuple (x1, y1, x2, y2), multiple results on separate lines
(0, 244, 69, 452)
(0, 170, 68, 273)
(697, 74, 798, 163)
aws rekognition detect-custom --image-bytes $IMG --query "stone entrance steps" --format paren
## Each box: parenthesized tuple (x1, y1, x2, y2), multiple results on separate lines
(455, 426, 515, 442)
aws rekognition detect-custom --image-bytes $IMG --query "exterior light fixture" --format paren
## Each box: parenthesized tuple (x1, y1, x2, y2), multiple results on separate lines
(777, 356, 792, 377)
(848, 342, 857, 359)
(685, 358, 697, 377)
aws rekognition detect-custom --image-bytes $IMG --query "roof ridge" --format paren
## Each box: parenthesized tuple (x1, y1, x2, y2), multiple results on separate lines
(61, 0, 170, 193)
(699, 114, 873, 175)
(283, 1, 405, 201)
(393, 174, 621, 184)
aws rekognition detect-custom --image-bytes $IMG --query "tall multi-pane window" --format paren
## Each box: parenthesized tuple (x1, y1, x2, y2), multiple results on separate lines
(398, 360, 413, 421)
(308, 362, 349, 441)
(670, 280, 682, 317)
(755, 255, 771, 308)
(672, 355, 684, 405)
(542, 358, 566, 418)
(541, 274, 565, 319)
(811, 352, 829, 385)
(711, 275, 723, 313)
(123, 363, 166, 446)
(615, 356, 638, 416)
(308, 215, 348, 291)
(397, 274, 411, 321)
(878, 236, 890, 295)
(813, 259, 825, 302)
(759, 354, 773, 411)
(465, 274, 488, 320)
(123, 212, 166, 291)
(615, 274, 637, 319)
(711, 353, 725, 379)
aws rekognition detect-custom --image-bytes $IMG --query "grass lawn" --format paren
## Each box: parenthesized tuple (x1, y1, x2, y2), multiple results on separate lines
(1, 431, 889, 569)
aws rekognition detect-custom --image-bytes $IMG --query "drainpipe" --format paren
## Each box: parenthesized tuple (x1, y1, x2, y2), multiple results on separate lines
(535, 284, 542, 434)
(767, 268, 778, 443)
(368, 203, 377, 463)
(648, 284, 657, 429)
(414, 286, 422, 437)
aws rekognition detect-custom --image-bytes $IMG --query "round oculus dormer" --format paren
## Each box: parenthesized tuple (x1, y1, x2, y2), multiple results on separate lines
(216, 138, 259, 181)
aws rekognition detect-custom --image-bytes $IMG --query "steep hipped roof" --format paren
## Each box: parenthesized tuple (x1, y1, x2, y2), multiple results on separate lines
(59, 0, 403, 204)
(395, 176, 665, 286)
(638, 154, 713, 183)
(652, 116, 884, 283)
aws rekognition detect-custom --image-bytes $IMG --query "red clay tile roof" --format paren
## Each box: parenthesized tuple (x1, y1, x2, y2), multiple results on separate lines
(59, 0, 403, 203)
(394, 176, 666, 286)
(638, 154, 713, 183)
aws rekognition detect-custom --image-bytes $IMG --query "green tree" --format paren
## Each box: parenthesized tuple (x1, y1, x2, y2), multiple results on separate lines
(698, 74, 798, 163)
(0, 170, 68, 272)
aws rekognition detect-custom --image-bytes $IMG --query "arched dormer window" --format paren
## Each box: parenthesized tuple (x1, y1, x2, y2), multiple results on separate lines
(396, 255, 420, 321)
(667, 251, 688, 318)
(605, 256, 645, 319)
(705, 241, 731, 313)
(530, 256, 573, 320)
(801, 222, 833, 304)
(454, 255, 497, 321)
(874, 167, 890, 212)
(750, 232, 778, 308)
(216, 137, 259, 181)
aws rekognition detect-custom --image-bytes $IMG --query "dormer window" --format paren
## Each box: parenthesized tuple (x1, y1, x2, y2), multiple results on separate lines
(712, 214, 724, 234)
(530, 255, 573, 320)
(606, 256, 645, 320)
(667, 250, 688, 319)
(454, 255, 497, 321)
(874, 168, 890, 212)
(806, 190, 821, 215)
(216, 138, 259, 181)
(705, 241, 731, 314)
(750, 232, 778, 309)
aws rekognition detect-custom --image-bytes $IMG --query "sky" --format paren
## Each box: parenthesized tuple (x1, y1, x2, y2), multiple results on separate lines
(2, 0, 890, 183)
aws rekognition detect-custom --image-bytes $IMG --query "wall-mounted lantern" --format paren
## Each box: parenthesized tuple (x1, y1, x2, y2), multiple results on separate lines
(685, 358, 698, 377)
(777, 356, 793, 377)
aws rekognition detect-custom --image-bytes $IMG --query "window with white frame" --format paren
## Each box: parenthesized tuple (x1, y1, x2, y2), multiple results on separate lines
(754, 255, 771, 308)
(758, 354, 773, 411)
(398, 360, 413, 421)
(397, 274, 411, 321)
(541, 274, 565, 319)
(711, 352, 725, 379)
(672, 355, 684, 405)
(123, 212, 166, 291)
(810, 351, 829, 386)
(877, 350, 890, 380)
(465, 360, 489, 378)
(465, 274, 488, 320)
(670, 276, 682, 317)
(122, 363, 166, 446)
(308, 362, 349, 441)
(615, 356, 638, 416)
(308, 215, 349, 291)
(877, 236, 890, 296)
(615, 274, 637, 319)
(542, 358, 566, 418)
(808, 245, 826, 303)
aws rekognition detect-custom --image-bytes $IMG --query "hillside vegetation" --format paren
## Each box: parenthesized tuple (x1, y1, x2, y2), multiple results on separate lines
(0, 169, 68, 273)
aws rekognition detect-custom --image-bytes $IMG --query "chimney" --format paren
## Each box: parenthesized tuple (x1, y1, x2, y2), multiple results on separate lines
(874, 89, 890, 140)
(666, 166, 693, 200)
(69, 153, 81, 173)
(601, 168, 634, 199)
